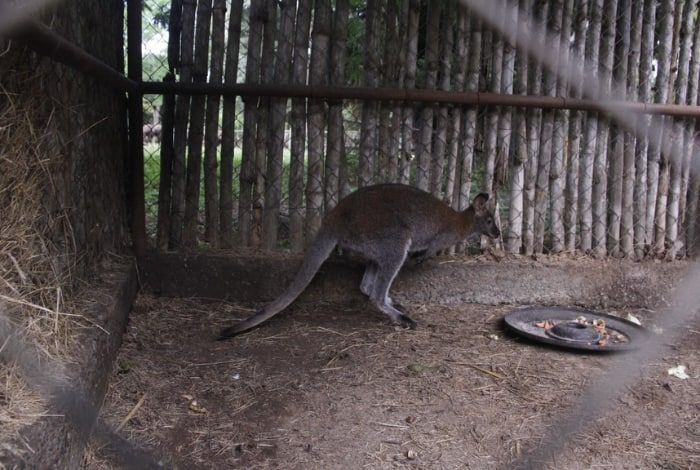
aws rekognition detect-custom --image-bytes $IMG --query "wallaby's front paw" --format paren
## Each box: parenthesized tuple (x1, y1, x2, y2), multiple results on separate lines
(397, 314, 417, 330)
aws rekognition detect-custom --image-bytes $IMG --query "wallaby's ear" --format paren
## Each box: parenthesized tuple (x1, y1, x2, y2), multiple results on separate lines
(473, 193, 490, 213)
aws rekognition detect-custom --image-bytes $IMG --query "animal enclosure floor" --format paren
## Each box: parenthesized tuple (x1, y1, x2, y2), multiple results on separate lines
(90, 294, 698, 469)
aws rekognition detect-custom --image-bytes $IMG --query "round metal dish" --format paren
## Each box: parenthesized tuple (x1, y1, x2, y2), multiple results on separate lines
(503, 306, 648, 352)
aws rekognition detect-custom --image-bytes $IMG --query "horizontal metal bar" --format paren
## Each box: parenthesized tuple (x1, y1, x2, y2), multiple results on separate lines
(7, 20, 139, 93)
(141, 81, 700, 117)
(8, 19, 699, 119)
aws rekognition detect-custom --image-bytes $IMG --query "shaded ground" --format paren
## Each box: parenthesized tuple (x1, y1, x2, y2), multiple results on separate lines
(90, 294, 698, 469)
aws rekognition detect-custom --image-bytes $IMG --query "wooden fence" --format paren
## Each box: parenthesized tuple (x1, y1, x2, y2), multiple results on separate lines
(143, 0, 700, 259)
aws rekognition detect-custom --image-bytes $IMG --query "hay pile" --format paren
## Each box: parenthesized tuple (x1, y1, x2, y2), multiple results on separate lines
(0, 85, 82, 440)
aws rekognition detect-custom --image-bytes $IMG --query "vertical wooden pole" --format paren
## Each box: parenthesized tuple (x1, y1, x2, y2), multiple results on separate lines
(264, 0, 297, 249)
(156, 0, 182, 251)
(415, 0, 442, 191)
(399, 0, 420, 186)
(325, 0, 350, 208)
(183, 0, 213, 248)
(127, 0, 146, 259)
(305, 0, 331, 244)
(219, 0, 244, 249)
(289, 0, 313, 252)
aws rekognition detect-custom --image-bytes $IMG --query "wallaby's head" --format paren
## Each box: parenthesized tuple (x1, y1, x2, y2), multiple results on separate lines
(471, 193, 500, 239)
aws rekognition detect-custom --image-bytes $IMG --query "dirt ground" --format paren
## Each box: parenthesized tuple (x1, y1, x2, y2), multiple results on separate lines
(89, 294, 698, 469)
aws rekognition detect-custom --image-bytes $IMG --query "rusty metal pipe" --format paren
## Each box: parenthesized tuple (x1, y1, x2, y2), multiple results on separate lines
(141, 81, 700, 117)
(7, 20, 139, 93)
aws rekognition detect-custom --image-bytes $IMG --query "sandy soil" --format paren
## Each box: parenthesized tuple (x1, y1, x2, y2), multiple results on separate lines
(89, 293, 698, 469)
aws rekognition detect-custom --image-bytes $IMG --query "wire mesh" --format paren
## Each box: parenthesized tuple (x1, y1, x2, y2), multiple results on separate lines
(140, 0, 700, 260)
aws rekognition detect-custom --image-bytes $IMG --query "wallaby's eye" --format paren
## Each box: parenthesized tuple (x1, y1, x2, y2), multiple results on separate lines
(487, 218, 493, 224)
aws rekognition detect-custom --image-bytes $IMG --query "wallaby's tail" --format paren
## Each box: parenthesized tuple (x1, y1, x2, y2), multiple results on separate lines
(218, 228, 337, 339)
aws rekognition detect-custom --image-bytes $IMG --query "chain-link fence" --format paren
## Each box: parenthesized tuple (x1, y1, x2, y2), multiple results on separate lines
(141, 0, 700, 259)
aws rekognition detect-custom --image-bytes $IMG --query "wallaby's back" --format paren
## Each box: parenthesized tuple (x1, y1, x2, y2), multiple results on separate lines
(324, 184, 469, 248)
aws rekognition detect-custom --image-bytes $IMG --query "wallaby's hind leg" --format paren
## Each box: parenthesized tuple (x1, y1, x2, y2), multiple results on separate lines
(369, 243, 416, 329)
(361, 262, 404, 309)
(360, 263, 377, 297)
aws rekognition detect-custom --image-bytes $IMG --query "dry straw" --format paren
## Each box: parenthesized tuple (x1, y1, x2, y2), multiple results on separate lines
(0, 81, 86, 441)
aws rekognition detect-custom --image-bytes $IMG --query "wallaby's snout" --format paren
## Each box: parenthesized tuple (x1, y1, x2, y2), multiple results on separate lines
(472, 193, 500, 239)
(484, 221, 500, 239)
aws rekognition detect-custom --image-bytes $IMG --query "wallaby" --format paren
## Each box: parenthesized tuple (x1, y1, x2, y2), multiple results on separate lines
(219, 184, 500, 339)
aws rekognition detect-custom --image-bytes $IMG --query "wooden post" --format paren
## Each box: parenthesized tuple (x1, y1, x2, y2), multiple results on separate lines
(156, 0, 182, 251)
(289, 0, 313, 252)
(127, 0, 146, 259)
(219, 0, 244, 249)
(182, 0, 213, 248)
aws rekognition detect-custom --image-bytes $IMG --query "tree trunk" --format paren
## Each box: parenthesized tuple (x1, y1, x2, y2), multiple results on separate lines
(219, 0, 244, 249)
(684, 1, 700, 255)
(621, 0, 643, 258)
(549, 0, 574, 254)
(490, 0, 517, 249)
(157, 76, 176, 251)
(238, 0, 265, 247)
(400, 0, 420, 185)
(523, 0, 548, 256)
(564, 0, 588, 253)
(324, 0, 349, 211)
(250, 0, 277, 248)
(608, 118, 625, 258)
(389, 0, 411, 185)
(169, 0, 196, 248)
(665, 0, 694, 259)
(483, 1, 505, 195)
(688, 180, 700, 256)
(305, 0, 331, 243)
(263, 0, 296, 250)
(578, 0, 604, 253)
(416, 0, 442, 191)
(445, 8, 470, 208)
(459, 15, 482, 212)
(430, 6, 454, 197)
(458, 14, 481, 212)
(635, 0, 657, 258)
(649, 0, 676, 256)
(378, 0, 399, 184)
(506, 0, 530, 254)
(288, 0, 312, 252)
(358, 0, 382, 188)
(156, 0, 182, 251)
(182, 0, 213, 248)
(608, 0, 631, 258)
(480, 1, 494, 92)
(533, 0, 561, 254)
(590, 0, 618, 258)
(202, 0, 226, 248)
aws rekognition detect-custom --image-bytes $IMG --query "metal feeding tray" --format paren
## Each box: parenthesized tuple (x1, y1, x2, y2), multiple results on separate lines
(503, 306, 648, 352)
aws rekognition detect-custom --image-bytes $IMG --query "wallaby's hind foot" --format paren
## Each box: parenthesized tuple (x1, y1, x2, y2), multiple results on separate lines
(396, 313, 417, 329)
(217, 325, 241, 340)
(370, 298, 417, 330)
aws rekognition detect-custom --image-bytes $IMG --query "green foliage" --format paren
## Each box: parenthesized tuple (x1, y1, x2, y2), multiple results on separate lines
(140, 0, 170, 120)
